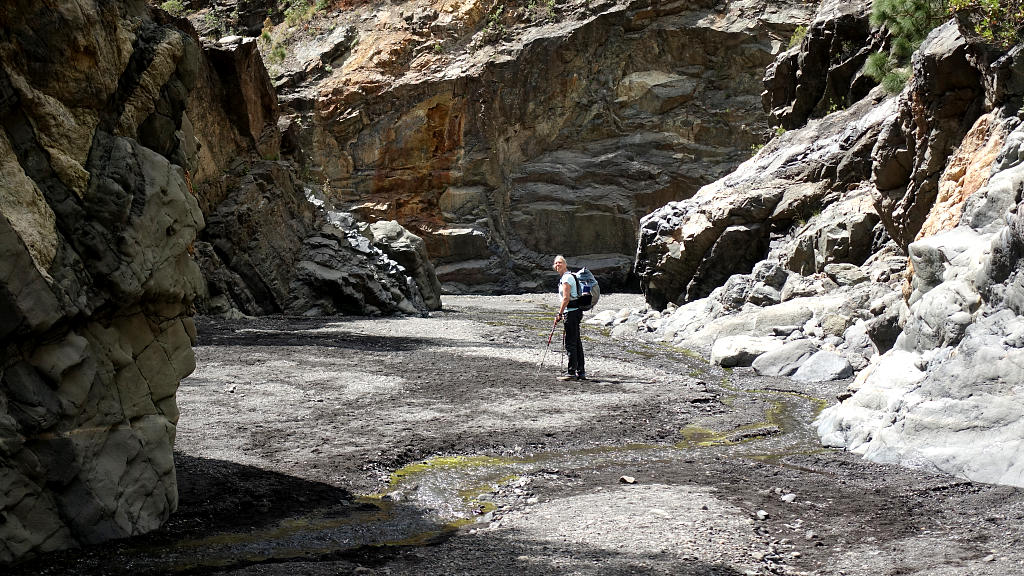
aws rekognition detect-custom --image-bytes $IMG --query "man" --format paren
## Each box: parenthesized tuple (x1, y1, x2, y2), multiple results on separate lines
(553, 255, 586, 381)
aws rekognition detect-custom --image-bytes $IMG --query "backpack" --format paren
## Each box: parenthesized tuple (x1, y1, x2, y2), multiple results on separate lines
(569, 268, 600, 311)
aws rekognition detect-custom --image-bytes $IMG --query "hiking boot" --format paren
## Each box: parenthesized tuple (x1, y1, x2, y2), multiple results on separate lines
(557, 374, 577, 381)
(576, 373, 587, 381)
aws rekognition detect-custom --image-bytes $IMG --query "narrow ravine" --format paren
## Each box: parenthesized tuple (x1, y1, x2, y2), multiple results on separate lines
(11, 296, 1024, 576)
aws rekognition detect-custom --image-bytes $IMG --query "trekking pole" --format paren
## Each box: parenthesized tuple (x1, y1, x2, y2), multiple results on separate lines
(539, 315, 559, 367)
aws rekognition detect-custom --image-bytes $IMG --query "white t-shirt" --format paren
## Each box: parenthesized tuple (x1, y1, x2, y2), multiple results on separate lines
(559, 271, 579, 312)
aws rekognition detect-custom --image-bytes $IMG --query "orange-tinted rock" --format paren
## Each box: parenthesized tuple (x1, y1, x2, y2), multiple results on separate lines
(916, 113, 1006, 241)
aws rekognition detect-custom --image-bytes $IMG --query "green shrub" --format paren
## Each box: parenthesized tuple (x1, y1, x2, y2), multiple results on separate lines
(285, 0, 314, 26)
(203, 11, 220, 30)
(788, 25, 807, 49)
(863, 0, 948, 93)
(949, 0, 1024, 47)
(161, 0, 186, 16)
(269, 43, 287, 64)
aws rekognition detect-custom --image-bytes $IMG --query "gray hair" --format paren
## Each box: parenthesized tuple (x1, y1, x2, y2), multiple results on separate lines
(553, 255, 567, 265)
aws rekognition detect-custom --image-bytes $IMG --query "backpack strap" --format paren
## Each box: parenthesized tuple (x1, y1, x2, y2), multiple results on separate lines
(568, 273, 584, 309)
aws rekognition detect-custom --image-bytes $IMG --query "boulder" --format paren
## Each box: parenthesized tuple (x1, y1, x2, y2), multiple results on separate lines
(710, 336, 784, 368)
(792, 351, 854, 382)
(369, 220, 443, 311)
(752, 340, 819, 377)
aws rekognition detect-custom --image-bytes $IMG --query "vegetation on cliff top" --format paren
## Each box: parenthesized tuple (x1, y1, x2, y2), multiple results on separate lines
(865, 0, 1024, 94)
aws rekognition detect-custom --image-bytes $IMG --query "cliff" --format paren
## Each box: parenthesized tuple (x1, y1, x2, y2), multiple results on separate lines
(631, 0, 1024, 487)
(254, 0, 817, 292)
(0, 0, 438, 561)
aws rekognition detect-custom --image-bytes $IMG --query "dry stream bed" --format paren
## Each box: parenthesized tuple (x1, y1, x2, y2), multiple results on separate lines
(12, 295, 1024, 575)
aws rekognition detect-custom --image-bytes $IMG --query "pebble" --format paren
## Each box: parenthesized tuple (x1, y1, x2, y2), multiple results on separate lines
(527, 497, 539, 505)
(781, 493, 797, 503)
(805, 530, 818, 540)
(983, 554, 996, 562)
(756, 510, 769, 520)
(620, 475, 637, 484)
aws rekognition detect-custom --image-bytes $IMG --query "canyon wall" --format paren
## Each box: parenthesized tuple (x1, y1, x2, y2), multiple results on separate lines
(630, 0, 1024, 487)
(264, 0, 817, 292)
(0, 0, 203, 560)
(0, 0, 440, 561)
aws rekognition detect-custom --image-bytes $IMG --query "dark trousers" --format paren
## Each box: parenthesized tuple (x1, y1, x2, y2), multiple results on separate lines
(564, 309, 585, 375)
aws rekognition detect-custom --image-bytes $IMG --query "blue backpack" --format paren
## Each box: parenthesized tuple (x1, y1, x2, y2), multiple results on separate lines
(570, 268, 600, 311)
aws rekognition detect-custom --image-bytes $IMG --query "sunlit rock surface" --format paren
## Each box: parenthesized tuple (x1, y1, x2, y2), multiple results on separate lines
(258, 0, 817, 292)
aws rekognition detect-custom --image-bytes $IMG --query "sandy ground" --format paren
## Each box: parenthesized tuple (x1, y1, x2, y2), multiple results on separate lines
(11, 295, 1024, 575)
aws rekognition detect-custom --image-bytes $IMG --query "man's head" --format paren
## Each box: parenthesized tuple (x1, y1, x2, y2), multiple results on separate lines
(553, 255, 567, 275)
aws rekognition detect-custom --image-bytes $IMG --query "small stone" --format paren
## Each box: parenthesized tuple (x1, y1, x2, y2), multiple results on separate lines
(619, 475, 636, 484)
(780, 493, 797, 503)
(791, 551, 802, 558)
(805, 530, 818, 540)
(756, 510, 769, 520)
(983, 554, 996, 562)
(526, 497, 539, 505)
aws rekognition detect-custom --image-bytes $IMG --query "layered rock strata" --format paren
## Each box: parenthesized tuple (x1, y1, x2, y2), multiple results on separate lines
(263, 0, 817, 292)
(0, 0, 203, 561)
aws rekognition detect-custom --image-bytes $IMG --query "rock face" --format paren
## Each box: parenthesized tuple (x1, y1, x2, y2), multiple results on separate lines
(0, 0, 442, 563)
(763, 0, 880, 129)
(635, 84, 891, 310)
(624, 10, 1024, 488)
(185, 36, 439, 316)
(817, 40, 1024, 485)
(870, 21, 988, 249)
(0, 0, 203, 561)
(262, 0, 817, 292)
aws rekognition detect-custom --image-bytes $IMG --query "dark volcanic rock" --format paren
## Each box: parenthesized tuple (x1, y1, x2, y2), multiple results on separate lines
(870, 21, 987, 249)
(185, 33, 437, 317)
(763, 0, 880, 129)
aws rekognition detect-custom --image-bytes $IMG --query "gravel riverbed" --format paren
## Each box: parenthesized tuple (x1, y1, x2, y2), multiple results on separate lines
(11, 295, 1024, 576)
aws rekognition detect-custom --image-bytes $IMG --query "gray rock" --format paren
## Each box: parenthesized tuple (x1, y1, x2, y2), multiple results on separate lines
(710, 336, 784, 368)
(865, 293, 903, 354)
(792, 351, 854, 382)
(369, 220, 443, 311)
(752, 340, 819, 377)
(824, 263, 869, 286)
(0, 4, 205, 558)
